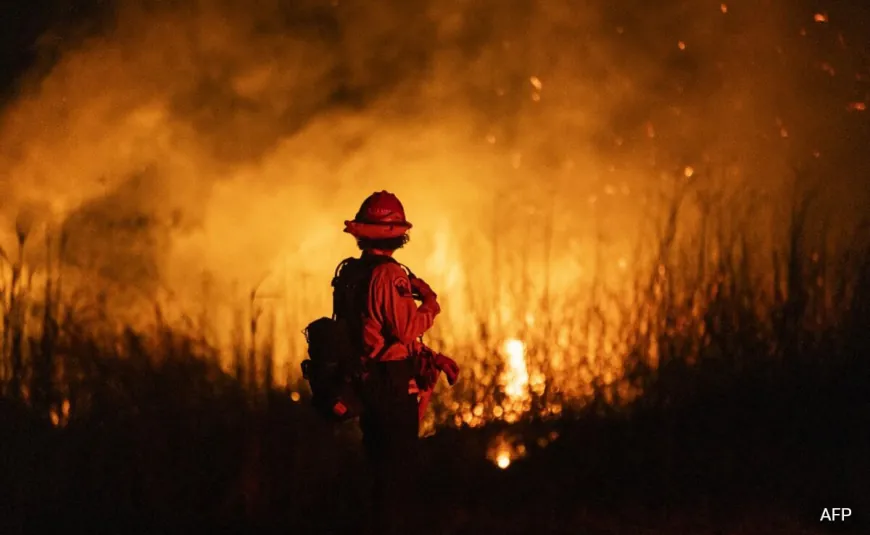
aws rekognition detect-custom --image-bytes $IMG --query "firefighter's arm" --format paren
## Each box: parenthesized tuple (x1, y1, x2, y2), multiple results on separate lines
(370, 264, 440, 345)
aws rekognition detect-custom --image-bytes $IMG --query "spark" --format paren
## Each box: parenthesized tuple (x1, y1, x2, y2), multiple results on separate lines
(847, 102, 867, 111)
(814, 13, 828, 23)
(684, 166, 695, 178)
(290, 391, 300, 402)
(720, 3, 728, 14)
(678, 41, 686, 50)
(496, 453, 511, 469)
(529, 76, 543, 90)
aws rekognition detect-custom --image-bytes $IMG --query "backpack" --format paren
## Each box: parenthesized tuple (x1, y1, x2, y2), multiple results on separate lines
(301, 254, 399, 422)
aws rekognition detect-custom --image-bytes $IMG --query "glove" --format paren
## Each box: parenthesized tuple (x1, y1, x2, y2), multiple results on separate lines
(409, 277, 437, 300)
(432, 353, 460, 386)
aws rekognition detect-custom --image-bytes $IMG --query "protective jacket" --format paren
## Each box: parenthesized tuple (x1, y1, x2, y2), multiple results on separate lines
(361, 259, 440, 363)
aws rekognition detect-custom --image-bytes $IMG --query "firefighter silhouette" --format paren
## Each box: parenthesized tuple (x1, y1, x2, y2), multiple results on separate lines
(334, 191, 459, 533)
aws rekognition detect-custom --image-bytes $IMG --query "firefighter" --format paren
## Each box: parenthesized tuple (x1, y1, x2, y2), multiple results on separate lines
(336, 190, 457, 534)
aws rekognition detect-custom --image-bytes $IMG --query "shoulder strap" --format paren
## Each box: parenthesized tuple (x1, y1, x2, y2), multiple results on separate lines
(330, 255, 399, 320)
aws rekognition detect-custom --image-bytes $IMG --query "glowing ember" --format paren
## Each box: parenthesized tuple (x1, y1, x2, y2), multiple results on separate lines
(50, 399, 71, 428)
(720, 3, 728, 14)
(814, 13, 828, 23)
(488, 432, 526, 469)
(678, 41, 686, 50)
(683, 166, 695, 178)
(503, 339, 529, 399)
(530, 76, 543, 90)
(290, 391, 300, 402)
(847, 102, 867, 111)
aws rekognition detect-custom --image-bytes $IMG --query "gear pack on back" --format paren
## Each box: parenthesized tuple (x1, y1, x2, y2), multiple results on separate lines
(301, 254, 397, 422)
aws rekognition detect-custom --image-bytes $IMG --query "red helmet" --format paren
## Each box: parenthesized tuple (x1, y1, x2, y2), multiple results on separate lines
(344, 191, 413, 239)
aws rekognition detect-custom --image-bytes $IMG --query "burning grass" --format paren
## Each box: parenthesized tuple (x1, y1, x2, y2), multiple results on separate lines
(0, 185, 868, 427)
(0, 186, 868, 533)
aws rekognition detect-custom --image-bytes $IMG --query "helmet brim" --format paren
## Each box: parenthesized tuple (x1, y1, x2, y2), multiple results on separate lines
(344, 220, 412, 239)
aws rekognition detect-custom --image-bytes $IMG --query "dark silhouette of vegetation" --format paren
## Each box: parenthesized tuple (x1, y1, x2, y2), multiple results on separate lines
(1, 187, 868, 534)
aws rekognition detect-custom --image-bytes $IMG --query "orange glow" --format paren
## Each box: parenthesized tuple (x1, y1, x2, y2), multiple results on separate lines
(488, 432, 526, 468)
(814, 13, 828, 23)
(502, 339, 529, 400)
(0, 0, 866, 432)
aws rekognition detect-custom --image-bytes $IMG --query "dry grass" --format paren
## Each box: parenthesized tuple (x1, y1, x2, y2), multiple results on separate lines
(0, 185, 868, 534)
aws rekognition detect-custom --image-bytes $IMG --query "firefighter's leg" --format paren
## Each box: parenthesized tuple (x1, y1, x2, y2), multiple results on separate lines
(361, 362, 420, 535)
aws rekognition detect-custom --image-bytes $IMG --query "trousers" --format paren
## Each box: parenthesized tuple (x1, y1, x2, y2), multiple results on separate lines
(359, 360, 420, 534)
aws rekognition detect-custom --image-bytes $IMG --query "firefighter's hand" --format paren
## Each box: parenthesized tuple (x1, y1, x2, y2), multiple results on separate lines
(433, 353, 459, 385)
(410, 277, 437, 300)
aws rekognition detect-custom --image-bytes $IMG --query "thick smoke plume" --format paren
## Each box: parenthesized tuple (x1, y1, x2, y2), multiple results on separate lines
(0, 0, 867, 372)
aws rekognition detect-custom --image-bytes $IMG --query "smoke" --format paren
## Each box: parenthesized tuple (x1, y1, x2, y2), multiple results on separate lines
(0, 0, 866, 353)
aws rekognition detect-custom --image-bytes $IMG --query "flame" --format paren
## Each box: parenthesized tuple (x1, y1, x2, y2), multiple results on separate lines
(502, 339, 529, 399)
(487, 432, 526, 469)
(0, 0, 866, 433)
